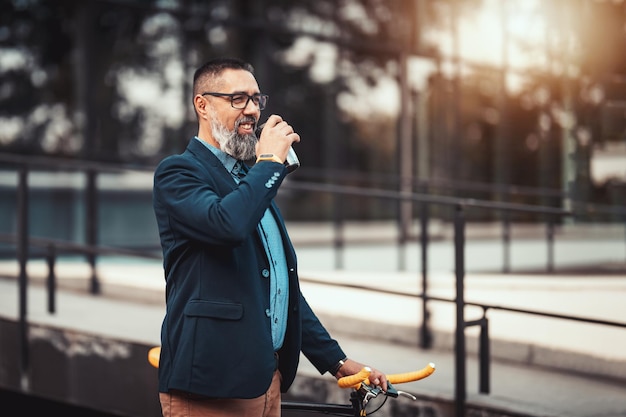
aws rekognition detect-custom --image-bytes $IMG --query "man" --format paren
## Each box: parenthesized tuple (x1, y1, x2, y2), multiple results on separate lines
(152, 57, 387, 417)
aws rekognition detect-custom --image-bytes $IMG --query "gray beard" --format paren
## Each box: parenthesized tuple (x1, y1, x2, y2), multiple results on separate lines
(211, 114, 257, 161)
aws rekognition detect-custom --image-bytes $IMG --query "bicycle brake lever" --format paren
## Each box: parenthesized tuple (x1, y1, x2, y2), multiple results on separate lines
(358, 384, 382, 405)
(361, 382, 399, 399)
(363, 391, 376, 406)
(384, 383, 416, 401)
(397, 390, 417, 401)
(385, 382, 399, 398)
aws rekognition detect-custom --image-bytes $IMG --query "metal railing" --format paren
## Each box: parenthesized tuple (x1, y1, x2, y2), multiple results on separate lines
(1, 153, 625, 416)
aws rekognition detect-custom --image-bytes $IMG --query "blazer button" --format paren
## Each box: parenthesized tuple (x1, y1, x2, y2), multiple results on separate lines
(262, 269, 270, 278)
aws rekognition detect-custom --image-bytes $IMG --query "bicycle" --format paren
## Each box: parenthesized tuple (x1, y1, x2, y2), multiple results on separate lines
(148, 346, 435, 416)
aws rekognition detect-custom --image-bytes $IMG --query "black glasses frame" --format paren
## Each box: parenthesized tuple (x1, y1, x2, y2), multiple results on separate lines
(202, 92, 268, 110)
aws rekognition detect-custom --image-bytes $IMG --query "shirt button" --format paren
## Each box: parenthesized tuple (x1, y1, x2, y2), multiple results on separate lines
(262, 269, 270, 278)
(265, 309, 271, 317)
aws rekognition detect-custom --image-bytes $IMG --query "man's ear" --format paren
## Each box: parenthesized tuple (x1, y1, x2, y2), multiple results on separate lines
(194, 95, 208, 119)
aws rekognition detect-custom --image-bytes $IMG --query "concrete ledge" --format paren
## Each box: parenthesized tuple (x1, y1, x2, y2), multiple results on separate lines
(0, 318, 161, 417)
(0, 317, 544, 417)
(3, 263, 625, 384)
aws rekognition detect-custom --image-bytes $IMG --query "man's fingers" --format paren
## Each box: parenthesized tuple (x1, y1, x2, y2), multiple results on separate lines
(266, 114, 283, 128)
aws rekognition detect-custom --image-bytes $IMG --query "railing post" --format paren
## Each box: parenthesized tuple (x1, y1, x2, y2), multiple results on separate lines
(465, 315, 491, 396)
(85, 169, 100, 294)
(502, 212, 510, 273)
(479, 315, 490, 394)
(454, 204, 467, 417)
(46, 244, 56, 314)
(420, 201, 432, 349)
(17, 165, 29, 391)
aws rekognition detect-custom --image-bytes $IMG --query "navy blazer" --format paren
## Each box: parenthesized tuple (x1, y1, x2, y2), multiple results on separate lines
(152, 139, 345, 399)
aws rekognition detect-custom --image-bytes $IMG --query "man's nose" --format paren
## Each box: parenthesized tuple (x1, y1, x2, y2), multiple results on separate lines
(243, 99, 260, 114)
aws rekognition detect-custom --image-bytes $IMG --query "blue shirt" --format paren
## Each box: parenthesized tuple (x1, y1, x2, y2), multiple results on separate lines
(195, 137, 289, 350)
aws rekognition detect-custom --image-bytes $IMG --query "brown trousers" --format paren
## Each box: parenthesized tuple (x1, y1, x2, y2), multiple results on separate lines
(159, 370, 282, 417)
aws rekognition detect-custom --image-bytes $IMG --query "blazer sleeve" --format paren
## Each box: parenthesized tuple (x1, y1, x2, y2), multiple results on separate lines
(298, 293, 347, 375)
(153, 148, 285, 246)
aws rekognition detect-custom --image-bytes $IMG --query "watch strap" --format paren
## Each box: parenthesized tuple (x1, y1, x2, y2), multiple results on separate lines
(256, 153, 283, 164)
(329, 357, 348, 376)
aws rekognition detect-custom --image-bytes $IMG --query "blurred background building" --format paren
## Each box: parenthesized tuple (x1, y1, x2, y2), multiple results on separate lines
(0, 0, 625, 240)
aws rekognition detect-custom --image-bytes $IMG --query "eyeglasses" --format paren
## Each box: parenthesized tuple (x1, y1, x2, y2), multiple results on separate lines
(202, 92, 269, 110)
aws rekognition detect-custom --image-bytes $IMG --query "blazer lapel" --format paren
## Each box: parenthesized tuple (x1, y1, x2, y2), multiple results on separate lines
(186, 139, 236, 189)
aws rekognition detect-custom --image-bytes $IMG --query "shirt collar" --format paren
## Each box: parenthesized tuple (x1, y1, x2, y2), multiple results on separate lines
(194, 136, 238, 173)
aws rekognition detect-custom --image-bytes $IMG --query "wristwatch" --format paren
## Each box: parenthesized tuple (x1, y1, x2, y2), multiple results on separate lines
(329, 357, 348, 376)
(256, 153, 283, 164)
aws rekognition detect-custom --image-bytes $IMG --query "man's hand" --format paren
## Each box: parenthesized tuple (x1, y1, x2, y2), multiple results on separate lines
(256, 114, 300, 162)
(334, 358, 388, 392)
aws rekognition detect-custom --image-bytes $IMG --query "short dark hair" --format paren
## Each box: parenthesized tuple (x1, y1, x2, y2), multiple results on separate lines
(193, 58, 255, 97)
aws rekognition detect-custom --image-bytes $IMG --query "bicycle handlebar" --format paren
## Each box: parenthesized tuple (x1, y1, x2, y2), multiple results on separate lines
(387, 362, 436, 384)
(337, 367, 372, 388)
(148, 346, 160, 369)
(338, 362, 436, 389)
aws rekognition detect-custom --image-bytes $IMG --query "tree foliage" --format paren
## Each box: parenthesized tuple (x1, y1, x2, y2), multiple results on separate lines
(0, 0, 624, 212)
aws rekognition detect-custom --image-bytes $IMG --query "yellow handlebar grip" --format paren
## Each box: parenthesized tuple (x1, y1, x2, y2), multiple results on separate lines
(387, 363, 435, 384)
(337, 367, 372, 388)
(148, 346, 161, 369)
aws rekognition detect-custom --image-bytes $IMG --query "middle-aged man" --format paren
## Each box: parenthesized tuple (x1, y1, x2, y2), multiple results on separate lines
(152, 57, 388, 417)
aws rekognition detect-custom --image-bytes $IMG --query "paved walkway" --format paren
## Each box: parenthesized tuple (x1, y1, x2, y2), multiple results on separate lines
(0, 221, 625, 416)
